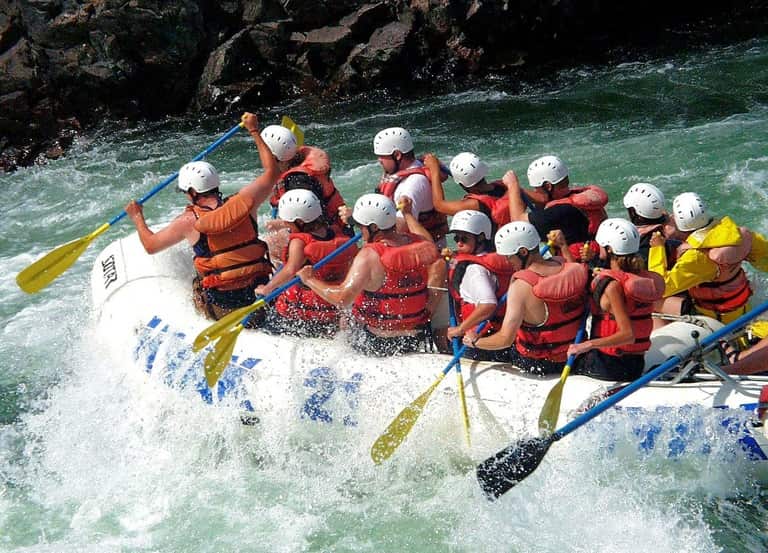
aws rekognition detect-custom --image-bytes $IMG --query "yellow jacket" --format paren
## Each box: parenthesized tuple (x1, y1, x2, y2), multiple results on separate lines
(649, 216, 768, 298)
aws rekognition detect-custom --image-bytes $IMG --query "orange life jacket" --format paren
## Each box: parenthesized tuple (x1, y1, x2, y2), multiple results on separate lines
(513, 261, 589, 362)
(275, 231, 358, 323)
(448, 252, 515, 333)
(590, 268, 665, 356)
(679, 227, 753, 314)
(464, 181, 511, 231)
(352, 234, 439, 331)
(191, 194, 272, 291)
(271, 146, 347, 230)
(376, 165, 449, 242)
(546, 185, 608, 237)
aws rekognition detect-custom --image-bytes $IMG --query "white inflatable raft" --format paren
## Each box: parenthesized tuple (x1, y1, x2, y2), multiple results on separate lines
(90, 233, 768, 473)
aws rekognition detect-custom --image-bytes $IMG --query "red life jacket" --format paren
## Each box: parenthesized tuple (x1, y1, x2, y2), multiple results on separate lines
(679, 227, 753, 314)
(275, 231, 358, 323)
(352, 234, 439, 331)
(376, 165, 449, 242)
(513, 261, 589, 362)
(448, 252, 515, 333)
(590, 268, 665, 356)
(546, 185, 608, 237)
(190, 194, 272, 291)
(271, 146, 347, 230)
(464, 180, 511, 230)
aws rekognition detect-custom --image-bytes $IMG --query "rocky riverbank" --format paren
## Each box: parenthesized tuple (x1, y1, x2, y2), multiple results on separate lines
(2, 0, 767, 172)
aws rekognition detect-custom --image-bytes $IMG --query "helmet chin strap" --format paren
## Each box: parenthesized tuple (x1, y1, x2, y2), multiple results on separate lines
(516, 249, 531, 268)
(544, 184, 555, 202)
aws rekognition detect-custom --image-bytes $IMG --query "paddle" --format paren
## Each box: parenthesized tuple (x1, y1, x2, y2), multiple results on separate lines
(281, 115, 305, 147)
(196, 232, 362, 388)
(537, 309, 589, 434)
(448, 288, 471, 446)
(370, 295, 507, 464)
(371, 241, 552, 464)
(16, 122, 245, 294)
(476, 299, 768, 500)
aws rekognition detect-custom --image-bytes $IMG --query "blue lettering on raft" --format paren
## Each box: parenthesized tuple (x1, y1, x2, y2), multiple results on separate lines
(595, 404, 767, 461)
(302, 366, 363, 426)
(134, 316, 258, 412)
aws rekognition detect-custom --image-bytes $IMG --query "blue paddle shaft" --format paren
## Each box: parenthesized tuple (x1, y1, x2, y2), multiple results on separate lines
(107, 123, 244, 226)
(564, 309, 590, 367)
(447, 283, 463, 372)
(240, 232, 362, 326)
(554, 299, 768, 440)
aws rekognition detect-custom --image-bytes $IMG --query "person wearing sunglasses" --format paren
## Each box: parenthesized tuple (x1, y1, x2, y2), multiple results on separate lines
(464, 221, 589, 375)
(446, 210, 516, 361)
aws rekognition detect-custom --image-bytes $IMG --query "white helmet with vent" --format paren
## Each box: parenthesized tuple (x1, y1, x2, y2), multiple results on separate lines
(450, 152, 488, 187)
(352, 193, 397, 230)
(449, 210, 492, 240)
(261, 125, 298, 161)
(178, 161, 220, 193)
(373, 127, 414, 156)
(495, 222, 541, 255)
(623, 183, 665, 219)
(527, 155, 569, 188)
(672, 192, 710, 232)
(278, 189, 322, 223)
(595, 218, 640, 255)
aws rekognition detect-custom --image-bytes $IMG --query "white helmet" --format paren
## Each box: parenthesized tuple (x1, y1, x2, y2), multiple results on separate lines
(450, 152, 488, 187)
(672, 192, 710, 232)
(449, 210, 492, 240)
(278, 189, 322, 223)
(178, 161, 220, 193)
(495, 222, 541, 255)
(527, 155, 569, 188)
(595, 218, 640, 256)
(261, 125, 298, 161)
(623, 183, 665, 219)
(352, 193, 397, 230)
(373, 127, 414, 156)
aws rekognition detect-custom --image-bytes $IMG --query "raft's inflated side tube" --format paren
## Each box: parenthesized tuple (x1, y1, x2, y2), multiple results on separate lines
(643, 316, 725, 371)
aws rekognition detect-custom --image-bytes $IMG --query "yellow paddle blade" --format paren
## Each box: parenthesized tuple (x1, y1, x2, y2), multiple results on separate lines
(192, 299, 265, 351)
(16, 223, 110, 293)
(204, 324, 244, 388)
(371, 372, 446, 464)
(281, 115, 304, 147)
(538, 365, 571, 435)
(456, 371, 471, 447)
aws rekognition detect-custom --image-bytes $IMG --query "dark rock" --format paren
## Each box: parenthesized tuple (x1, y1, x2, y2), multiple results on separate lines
(194, 28, 281, 112)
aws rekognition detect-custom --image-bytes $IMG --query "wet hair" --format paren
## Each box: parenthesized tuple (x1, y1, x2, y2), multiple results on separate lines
(282, 172, 324, 201)
(613, 252, 645, 274)
(626, 207, 666, 226)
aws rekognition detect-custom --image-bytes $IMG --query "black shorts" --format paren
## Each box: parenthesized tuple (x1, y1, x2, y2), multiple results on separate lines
(507, 345, 564, 375)
(347, 324, 430, 357)
(263, 309, 339, 339)
(572, 349, 644, 382)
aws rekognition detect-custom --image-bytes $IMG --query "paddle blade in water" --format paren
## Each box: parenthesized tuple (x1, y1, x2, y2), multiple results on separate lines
(371, 373, 446, 464)
(16, 229, 104, 293)
(476, 435, 554, 500)
(192, 300, 264, 351)
(538, 365, 571, 435)
(204, 325, 243, 388)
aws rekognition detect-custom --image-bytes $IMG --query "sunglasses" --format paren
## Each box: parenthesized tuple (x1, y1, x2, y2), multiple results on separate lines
(454, 234, 475, 243)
